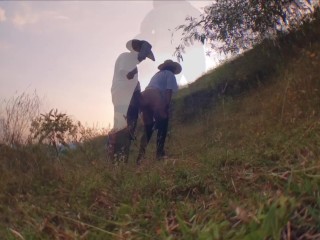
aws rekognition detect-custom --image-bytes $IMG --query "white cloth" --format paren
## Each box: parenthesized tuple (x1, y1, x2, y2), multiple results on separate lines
(111, 51, 139, 131)
(146, 70, 178, 93)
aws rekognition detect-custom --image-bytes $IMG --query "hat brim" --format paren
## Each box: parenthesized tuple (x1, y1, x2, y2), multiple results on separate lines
(147, 51, 155, 61)
(158, 61, 182, 75)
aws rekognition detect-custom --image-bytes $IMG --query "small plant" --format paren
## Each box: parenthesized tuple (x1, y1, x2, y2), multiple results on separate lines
(30, 108, 78, 156)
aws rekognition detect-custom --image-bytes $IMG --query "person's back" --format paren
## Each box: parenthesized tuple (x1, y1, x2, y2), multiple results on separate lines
(146, 70, 178, 94)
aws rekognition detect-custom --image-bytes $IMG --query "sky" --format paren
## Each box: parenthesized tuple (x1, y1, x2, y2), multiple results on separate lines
(0, 1, 217, 129)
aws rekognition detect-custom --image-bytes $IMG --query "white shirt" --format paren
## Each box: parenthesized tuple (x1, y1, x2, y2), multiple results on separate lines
(111, 51, 140, 130)
(146, 70, 178, 93)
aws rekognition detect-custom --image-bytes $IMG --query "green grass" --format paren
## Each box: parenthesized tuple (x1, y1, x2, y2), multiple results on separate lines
(1, 9, 320, 240)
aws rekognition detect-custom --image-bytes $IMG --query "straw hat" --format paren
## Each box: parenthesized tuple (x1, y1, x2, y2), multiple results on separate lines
(158, 59, 182, 74)
(126, 39, 155, 61)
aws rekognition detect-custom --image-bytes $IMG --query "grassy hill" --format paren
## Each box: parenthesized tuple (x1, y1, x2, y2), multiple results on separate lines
(1, 10, 320, 240)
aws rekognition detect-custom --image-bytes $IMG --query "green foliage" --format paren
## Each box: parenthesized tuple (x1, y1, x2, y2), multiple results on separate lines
(30, 108, 78, 155)
(241, 197, 296, 240)
(175, 0, 317, 59)
(174, 6, 320, 124)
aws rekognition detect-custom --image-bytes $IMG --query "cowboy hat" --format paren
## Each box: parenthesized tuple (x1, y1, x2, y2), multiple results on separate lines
(158, 59, 182, 74)
(126, 39, 155, 61)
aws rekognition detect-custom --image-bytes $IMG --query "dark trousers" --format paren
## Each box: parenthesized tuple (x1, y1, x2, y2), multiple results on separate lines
(107, 128, 131, 163)
(137, 89, 169, 163)
(108, 89, 141, 163)
(127, 90, 141, 140)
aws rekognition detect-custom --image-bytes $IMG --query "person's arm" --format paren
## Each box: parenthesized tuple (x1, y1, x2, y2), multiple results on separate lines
(165, 72, 178, 106)
(165, 89, 173, 108)
(127, 67, 138, 80)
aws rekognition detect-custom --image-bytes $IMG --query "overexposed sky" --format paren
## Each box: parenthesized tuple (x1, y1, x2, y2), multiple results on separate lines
(0, 1, 216, 128)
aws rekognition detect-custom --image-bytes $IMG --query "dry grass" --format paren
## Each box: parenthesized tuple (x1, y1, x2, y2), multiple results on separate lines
(1, 10, 320, 239)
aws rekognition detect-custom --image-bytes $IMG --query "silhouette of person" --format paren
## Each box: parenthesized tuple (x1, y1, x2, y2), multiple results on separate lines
(108, 39, 155, 163)
(135, 0, 206, 87)
(136, 59, 182, 164)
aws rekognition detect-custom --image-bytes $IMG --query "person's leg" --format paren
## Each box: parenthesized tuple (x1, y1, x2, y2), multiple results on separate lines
(137, 123, 154, 164)
(153, 93, 169, 159)
(120, 129, 132, 163)
(127, 90, 141, 140)
(106, 131, 116, 163)
(136, 107, 154, 164)
(156, 118, 169, 159)
(107, 128, 131, 163)
(127, 105, 138, 140)
(113, 89, 141, 163)
(136, 89, 156, 164)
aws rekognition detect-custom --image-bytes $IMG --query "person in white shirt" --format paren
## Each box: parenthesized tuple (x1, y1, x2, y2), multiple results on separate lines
(109, 39, 155, 163)
(137, 59, 181, 164)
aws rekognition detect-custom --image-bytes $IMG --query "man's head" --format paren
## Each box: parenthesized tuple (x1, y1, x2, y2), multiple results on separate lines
(158, 59, 182, 75)
(126, 39, 155, 62)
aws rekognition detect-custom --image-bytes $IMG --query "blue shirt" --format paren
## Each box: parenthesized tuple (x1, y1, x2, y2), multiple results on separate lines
(146, 70, 178, 92)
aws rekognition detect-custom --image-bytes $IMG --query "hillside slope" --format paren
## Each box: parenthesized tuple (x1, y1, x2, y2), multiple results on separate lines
(1, 9, 320, 240)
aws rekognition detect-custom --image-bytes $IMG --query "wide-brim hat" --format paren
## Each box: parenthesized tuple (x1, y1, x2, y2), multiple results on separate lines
(126, 39, 155, 61)
(158, 59, 182, 75)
